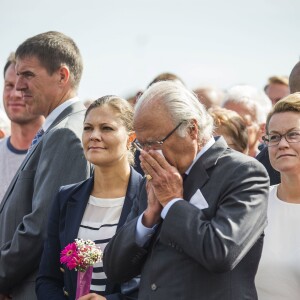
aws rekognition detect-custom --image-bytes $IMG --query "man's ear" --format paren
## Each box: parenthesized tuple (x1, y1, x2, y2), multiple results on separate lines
(58, 66, 70, 86)
(188, 119, 198, 140)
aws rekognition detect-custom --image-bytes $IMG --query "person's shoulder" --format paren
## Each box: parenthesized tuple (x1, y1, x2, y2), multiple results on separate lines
(48, 102, 86, 132)
(256, 146, 268, 161)
(43, 113, 85, 143)
(0, 136, 9, 143)
(0, 136, 8, 148)
(220, 148, 268, 173)
(62, 101, 86, 122)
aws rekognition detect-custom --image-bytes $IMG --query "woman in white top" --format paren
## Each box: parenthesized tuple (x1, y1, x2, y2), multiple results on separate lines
(36, 96, 142, 300)
(256, 92, 300, 299)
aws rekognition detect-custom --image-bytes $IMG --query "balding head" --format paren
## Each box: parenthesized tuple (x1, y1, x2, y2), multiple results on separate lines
(289, 61, 300, 93)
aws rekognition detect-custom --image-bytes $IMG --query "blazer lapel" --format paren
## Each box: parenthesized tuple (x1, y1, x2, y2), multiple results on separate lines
(183, 136, 228, 202)
(117, 167, 140, 230)
(64, 178, 94, 244)
(64, 177, 94, 291)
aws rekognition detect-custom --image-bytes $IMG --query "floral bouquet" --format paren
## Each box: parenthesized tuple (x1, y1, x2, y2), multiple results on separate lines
(60, 239, 102, 299)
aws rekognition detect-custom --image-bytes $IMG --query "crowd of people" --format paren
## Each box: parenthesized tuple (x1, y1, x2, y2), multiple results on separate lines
(0, 30, 299, 300)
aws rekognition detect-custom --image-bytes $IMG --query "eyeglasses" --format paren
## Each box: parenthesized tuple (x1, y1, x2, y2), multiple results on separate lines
(133, 122, 183, 150)
(262, 130, 300, 147)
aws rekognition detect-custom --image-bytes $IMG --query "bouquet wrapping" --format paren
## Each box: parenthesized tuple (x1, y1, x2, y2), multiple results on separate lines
(76, 265, 93, 299)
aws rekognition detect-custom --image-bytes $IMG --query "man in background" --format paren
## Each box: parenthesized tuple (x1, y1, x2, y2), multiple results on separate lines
(289, 61, 300, 92)
(264, 75, 289, 106)
(194, 86, 224, 109)
(0, 31, 91, 300)
(0, 52, 44, 201)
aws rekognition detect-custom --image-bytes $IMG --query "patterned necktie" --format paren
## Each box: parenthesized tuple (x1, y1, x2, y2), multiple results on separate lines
(27, 128, 44, 153)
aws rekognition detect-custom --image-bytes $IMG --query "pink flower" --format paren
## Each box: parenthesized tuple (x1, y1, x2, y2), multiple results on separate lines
(60, 243, 79, 270)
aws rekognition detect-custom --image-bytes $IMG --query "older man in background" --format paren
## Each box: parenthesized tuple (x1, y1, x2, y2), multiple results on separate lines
(264, 75, 289, 106)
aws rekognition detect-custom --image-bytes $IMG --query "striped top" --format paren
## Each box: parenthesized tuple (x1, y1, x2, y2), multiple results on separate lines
(77, 195, 125, 295)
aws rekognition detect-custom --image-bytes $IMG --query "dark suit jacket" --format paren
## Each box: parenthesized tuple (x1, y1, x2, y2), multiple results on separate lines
(36, 168, 142, 300)
(0, 102, 91, 299)
(103, 137, 269, 300)
(256, 146, 280, 185)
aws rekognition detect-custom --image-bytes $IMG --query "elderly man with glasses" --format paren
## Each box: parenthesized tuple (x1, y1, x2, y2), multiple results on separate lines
(103, 81, 269, 300)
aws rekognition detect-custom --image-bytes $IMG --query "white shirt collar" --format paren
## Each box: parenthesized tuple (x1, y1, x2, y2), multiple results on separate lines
(185, 137, 215, 175)
(42, 97, 80, 132)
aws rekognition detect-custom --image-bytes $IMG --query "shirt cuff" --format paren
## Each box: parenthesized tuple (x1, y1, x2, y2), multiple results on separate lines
(161, 198, 183, 219)
(135, 213, 158, 247)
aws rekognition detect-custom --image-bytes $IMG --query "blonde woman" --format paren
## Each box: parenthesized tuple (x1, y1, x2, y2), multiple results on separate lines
(256, 93, 300, 299)
(36, 96, 142, 300)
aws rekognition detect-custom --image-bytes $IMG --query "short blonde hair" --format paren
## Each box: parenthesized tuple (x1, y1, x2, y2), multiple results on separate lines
(266, 92, 300, 132)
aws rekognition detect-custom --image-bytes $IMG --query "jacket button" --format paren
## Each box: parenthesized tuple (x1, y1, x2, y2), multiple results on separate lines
(60, 267, 65, 273)
(151, 283, 157, 291)
(63, 288, 69, 296)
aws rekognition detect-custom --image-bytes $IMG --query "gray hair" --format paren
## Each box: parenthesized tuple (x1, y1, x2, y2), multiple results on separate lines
(222, 85, 272, 124)
(135, 81, 214, 143)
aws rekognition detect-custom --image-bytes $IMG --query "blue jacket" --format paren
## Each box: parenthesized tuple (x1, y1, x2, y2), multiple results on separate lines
(36, 167, 142, 300)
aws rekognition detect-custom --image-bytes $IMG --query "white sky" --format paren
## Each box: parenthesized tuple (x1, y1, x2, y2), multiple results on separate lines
(1, 0, 300, 106)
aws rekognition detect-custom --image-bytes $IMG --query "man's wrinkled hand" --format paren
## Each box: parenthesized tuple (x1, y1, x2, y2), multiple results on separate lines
(140, 150, 183, 207)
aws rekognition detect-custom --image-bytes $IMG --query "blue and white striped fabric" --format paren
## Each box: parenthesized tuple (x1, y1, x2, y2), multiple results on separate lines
(77, 195, 125, 295)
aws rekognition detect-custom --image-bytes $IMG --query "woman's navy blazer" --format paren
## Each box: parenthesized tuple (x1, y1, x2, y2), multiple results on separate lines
(36, 167, 142, 300)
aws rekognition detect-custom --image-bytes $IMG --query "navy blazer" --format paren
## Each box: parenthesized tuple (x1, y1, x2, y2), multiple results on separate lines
(36, 168, 142, 300)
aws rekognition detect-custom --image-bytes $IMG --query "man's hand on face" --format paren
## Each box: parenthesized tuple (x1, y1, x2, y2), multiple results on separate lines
(140, 150, 184, 208)
(142, 181, 163, 227)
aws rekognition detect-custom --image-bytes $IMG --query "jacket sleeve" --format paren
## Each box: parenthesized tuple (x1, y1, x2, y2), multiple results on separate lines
(35, 189, 66, 299)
